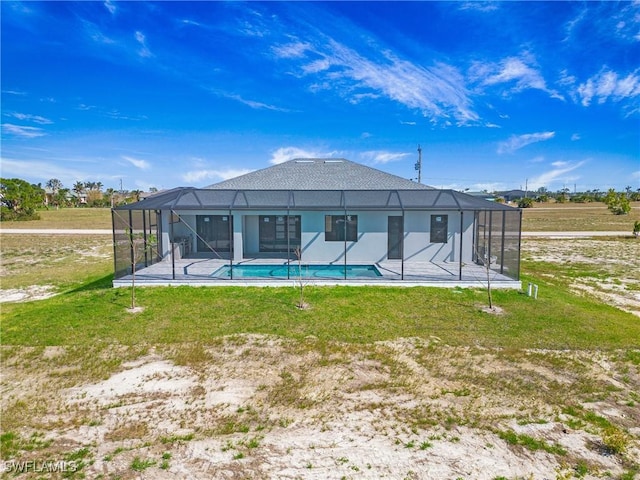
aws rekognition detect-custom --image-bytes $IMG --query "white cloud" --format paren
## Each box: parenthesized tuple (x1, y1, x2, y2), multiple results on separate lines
(571, 133, 581, 141)
(135, 31, 152, 58)
(0, 158, 88, 183)
(181, 168, 252, 183)
(272, 42, 311, 59)
(104, 0, 116, 15)
(576, 68, 640, 107)
(470, 54, 563, 100)
(2, 123, 46, 138)
(122, 155, 151, 170)
(527, 160, 586, 190)
(5, 113, 52, 124)
(400, 121, 417, 126)
(497, 131, 555, 154)
(278, 36, 478, 124)
(458, 2, 499, 12)
(269, 146, 337, 164)
(360, 151, 409, 164)
(223, 93, 289, 112)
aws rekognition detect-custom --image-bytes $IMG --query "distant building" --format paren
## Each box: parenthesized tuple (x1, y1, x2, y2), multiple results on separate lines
(495, 189, 528, 202)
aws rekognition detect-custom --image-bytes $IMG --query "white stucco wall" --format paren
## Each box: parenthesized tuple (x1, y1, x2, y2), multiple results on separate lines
(166, 209, 477, 263)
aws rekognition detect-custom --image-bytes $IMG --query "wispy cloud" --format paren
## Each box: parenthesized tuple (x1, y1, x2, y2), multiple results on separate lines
(360, 151, 409, 164)
(458, 2, 499, 12)
(273, 36, 478, 125)
(223, 93, 290, 112)
(497, 131, 555, 154)
(104, 0, 116, 15)
(2, 89, 27, 96)
(470, 53, 563, 100)
(2, 123, 46, 138)
(571, 133, 581, 141)
(270, 146, 337, 164)
(576, 68, 640, 108)
(182, 168, 253, 183)
(400, 121, 417, 126)
(528, 160, 586, 190)
(122, 155, 151, 170)
(272, 41, 311, 59)
(5, 112, 53, 124)
(135, 31, 152, 58)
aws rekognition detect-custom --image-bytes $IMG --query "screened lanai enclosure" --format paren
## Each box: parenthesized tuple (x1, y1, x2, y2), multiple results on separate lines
(112, 188, 521, 287)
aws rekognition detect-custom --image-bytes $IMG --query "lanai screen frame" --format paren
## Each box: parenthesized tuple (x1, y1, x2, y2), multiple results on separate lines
(112, 188, 522, 282)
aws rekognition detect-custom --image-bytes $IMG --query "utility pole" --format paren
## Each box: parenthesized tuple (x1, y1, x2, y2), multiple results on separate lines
(415, 145, 422, 184)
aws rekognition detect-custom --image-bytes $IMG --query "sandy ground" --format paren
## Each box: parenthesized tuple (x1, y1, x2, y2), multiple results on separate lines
(522, 237, 640, 317)
(2, 337, 639, 479)
(2, 233, 639, 478)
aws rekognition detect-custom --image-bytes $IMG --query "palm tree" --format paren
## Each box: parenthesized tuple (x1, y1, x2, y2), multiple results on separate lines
(105, 187, 116, 207)
(45, 179, 63, 208)
(72, 181, 85, 206)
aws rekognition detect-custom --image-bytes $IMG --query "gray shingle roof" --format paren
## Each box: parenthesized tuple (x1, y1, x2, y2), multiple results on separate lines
(205, 159, 432, 190)
(115, 187, 518, 212)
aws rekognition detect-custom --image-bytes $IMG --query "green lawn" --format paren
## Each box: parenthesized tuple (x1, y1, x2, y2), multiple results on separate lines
(2, 268, 638, 350)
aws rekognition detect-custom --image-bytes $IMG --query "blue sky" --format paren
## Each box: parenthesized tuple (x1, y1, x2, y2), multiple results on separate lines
(2, 1, 639, 193)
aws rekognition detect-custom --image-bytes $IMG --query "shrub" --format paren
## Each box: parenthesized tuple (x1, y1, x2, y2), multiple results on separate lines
(604, 189, 631, 215)
(518, 197, 534, 208)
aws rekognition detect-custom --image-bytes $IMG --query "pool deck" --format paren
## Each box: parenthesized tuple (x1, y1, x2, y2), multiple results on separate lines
(113, 257, 521, 289)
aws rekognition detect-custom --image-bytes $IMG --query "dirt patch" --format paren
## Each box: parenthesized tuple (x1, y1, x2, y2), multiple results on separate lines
(1, 337, 638, 479)
(522, 238, 640, 317)
(0, 285, 57, 303)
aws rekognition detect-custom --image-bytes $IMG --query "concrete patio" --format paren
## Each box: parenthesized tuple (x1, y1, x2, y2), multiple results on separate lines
(113, 257, 521, 288)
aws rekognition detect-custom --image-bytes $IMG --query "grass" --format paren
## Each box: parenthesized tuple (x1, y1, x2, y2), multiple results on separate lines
(521, 201, 640, 232)
(2, 276, 639, 349)
(0, 207, 112, 229)
(1, 203, 639, 477)
(0, 234, 112, 289)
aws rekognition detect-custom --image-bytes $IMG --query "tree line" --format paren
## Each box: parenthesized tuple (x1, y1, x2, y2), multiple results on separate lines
(0, 177, 157, 221)
(516, 186, 637, 215)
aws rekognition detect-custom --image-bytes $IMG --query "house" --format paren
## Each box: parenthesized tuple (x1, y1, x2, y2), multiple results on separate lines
(495, 189, 528, 203)
(112, 159, 521, 287)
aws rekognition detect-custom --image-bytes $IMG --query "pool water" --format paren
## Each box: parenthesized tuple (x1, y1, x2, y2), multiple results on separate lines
(211, 264, 382, 279)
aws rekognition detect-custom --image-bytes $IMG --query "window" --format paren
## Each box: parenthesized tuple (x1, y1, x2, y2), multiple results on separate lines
(430, 214, 448, 243)
(259, 215, 300, 252)
(325, 215, 358, 242)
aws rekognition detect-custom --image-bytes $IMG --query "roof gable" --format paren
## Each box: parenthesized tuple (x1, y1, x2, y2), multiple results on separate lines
(206, 159, 432, 191)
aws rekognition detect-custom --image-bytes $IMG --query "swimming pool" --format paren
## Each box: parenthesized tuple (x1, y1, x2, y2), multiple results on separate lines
(211, 264, 382, 279)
